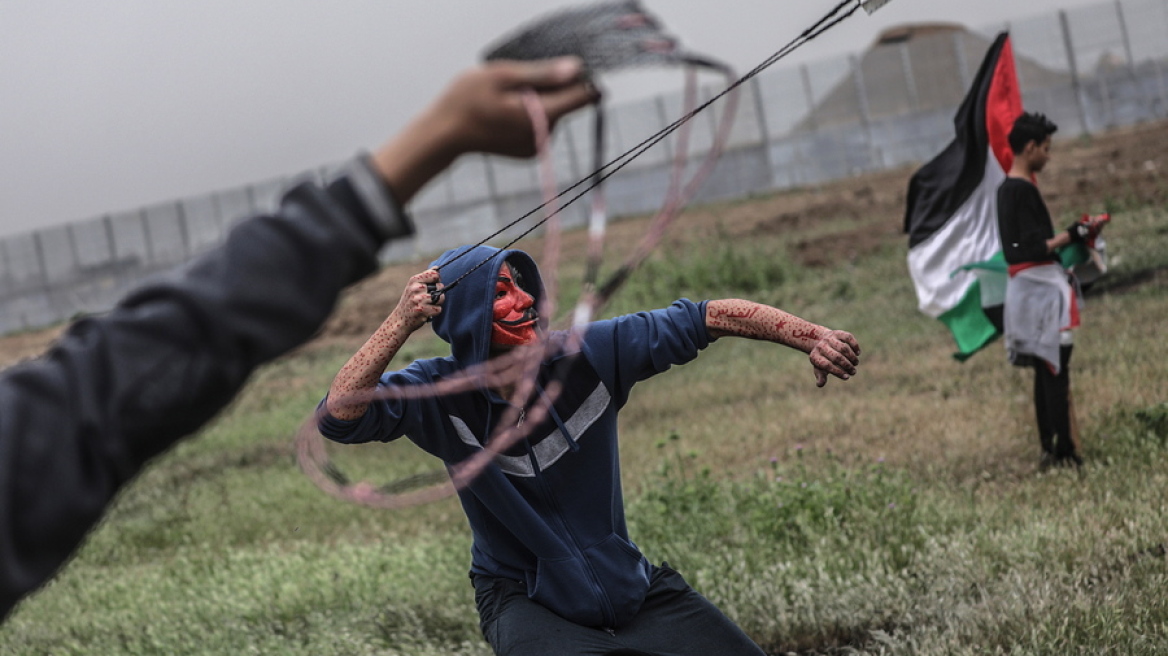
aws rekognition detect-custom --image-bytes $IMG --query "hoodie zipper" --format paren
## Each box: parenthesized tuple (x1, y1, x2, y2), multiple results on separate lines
(530, 453, 616, 627)
(496, 394, 613, 626)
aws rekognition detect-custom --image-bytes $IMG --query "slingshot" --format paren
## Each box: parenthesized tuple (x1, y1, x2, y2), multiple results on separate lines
(297, 0, 898, 509)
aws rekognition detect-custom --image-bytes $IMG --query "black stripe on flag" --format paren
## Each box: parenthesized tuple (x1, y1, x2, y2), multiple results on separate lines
(904, 33, 1010, 249)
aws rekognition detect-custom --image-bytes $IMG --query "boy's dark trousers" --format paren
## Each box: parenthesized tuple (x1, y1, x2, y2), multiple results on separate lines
(1033, 344, 1080, 464)
(472, 563, 766, 656)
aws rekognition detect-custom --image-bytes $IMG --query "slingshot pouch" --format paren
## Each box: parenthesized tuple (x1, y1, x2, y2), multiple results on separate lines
(481, 0, 728, 76)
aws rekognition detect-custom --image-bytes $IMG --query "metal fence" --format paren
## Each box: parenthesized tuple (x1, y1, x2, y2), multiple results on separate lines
(3, 0, 1167, 335)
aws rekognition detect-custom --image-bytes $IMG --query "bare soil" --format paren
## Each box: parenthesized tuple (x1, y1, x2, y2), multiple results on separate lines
(3, 119, 1166, 369)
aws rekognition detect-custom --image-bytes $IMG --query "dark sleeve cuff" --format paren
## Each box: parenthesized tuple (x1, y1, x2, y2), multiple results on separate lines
(316, 396, 367, 443)
(329, 154, 416, 244)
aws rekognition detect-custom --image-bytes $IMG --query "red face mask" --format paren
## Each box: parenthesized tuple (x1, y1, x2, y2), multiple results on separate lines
(491, 262, 538, 348)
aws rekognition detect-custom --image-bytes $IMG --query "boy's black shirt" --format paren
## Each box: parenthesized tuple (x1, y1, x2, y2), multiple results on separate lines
(997, 177, 1056, 265)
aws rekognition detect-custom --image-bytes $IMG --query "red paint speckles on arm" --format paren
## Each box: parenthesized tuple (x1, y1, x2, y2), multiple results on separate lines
(704, 299, 861, 388)
(326, 269, 443, 420)
(705, 299, 823, 345)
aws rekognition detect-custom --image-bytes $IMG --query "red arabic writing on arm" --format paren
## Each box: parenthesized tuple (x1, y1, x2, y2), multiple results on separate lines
(710, 305, 761, 321)
(790, 328, 820, 341)
(704, 298, 860, 387)
(705, 300, 823, 348)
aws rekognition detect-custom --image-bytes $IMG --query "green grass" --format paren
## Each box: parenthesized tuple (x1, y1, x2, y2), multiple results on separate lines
(1, 188, 1166, 653)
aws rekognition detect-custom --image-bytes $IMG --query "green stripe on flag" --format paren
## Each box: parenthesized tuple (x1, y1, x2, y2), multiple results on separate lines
(1057, 242, 1090, 269)
(939, 279, 1000, 361)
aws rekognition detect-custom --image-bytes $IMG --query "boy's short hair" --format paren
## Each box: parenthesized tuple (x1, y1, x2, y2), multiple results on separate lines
(1008, 112, 1058, 154)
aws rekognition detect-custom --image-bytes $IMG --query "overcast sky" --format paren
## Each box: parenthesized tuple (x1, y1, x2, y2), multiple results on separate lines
(0, 0, 1106, 237)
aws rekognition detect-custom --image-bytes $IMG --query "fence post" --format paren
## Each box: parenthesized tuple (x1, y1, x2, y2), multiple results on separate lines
(899, 42, 920, 112)
(482, 154, 502, 232)
(701, 83, 719, 147)
(244, 184, 259, 216)
(654, 96, 675, 162)
(1059, 9, 1091, 134)
(850, 54, 881, 171)
(797, 64, 820, 186)
(561, 120, 582, 183)
(953, 30, 971, 91)
(482, 153, 498, 203)
(210, 192, 227, 237)
(176, 200, 191, 258)
(66, 224, 81, 274)
(1114, 0, 1135, 74)
(1099, 73, 1115, 128)
(750, 76, 775, 186)
(799, 64, 818, 131)
(32, 231, 49, 290)
(103, 215, 117, 262)
(139, 208, 155, 265)
(0, 237, 11, 288)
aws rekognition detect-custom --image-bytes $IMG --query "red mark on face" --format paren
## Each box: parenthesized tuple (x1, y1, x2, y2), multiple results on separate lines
(492, 262, 537, 348)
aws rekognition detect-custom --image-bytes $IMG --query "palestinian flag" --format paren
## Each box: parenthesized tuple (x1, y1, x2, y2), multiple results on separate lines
(904, 32, 1022, 360)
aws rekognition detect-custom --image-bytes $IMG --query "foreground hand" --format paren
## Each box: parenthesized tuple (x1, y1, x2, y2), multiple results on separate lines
(372, 57, 598, 203)
(435, 56, 599, 158)
(394, 269, 444, 332)
(809, 330, 861, 387)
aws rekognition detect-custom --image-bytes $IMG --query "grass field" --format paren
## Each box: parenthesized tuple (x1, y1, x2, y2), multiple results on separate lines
(1, 142, 1167, 654)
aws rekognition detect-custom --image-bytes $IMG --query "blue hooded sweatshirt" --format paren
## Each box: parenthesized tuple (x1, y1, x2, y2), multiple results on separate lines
(318, 244, 710, 628)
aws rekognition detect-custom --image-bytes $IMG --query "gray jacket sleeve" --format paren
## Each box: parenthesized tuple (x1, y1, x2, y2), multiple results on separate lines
(0, 155, 411, 619)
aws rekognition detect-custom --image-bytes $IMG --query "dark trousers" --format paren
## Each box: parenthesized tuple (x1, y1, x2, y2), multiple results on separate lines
(472, 563, 766, 656)
(1033, 344, 1078, 461)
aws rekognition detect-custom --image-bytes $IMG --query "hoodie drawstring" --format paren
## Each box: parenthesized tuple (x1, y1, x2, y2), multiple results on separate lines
(540, 385, 579, 453)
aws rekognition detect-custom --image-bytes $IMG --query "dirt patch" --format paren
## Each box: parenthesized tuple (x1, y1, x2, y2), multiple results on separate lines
(0, 325, 65, 371)
(792, 224, 898, 268)
(3, 120, 1166, 365)
(749, 180, 905, 236)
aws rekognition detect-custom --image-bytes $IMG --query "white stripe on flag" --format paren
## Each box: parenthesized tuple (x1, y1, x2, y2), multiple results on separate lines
(907, 146, 1006, 318)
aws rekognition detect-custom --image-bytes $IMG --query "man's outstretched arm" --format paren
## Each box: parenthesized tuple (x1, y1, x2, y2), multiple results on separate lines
(705, 299, 861, 387)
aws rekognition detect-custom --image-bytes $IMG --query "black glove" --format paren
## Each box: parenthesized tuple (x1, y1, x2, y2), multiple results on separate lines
(1067, 213, 1110, 245)
(1066, 220, 1091, 244)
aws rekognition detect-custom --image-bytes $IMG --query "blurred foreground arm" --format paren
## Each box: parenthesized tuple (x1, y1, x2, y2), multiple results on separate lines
(0, 58, 593, 621)
(705, 299, 861, 387)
